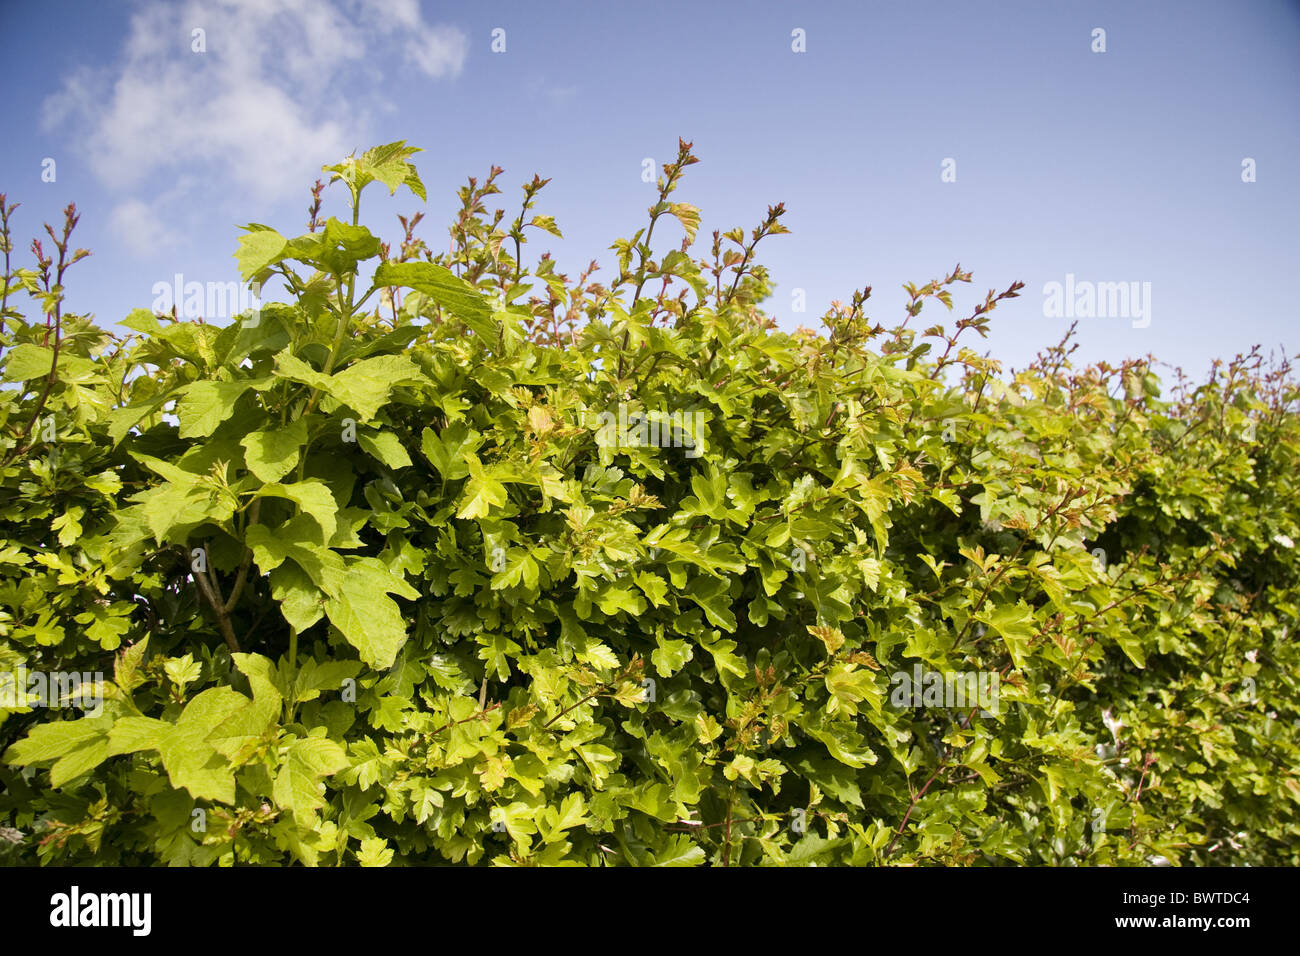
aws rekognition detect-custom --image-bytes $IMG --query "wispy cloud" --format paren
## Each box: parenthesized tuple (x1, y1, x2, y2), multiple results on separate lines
(108, 198, 181, 258)
(525, 74, 579, 108)
(41, 0, 468, 254)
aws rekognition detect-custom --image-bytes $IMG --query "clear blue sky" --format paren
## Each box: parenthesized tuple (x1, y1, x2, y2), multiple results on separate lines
(1, 0, 1297, 380)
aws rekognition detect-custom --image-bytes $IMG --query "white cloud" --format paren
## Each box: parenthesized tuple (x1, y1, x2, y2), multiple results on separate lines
(42, 0, 468, 205)
(525, 74, 579, 107)
(405, 24, 469, 78)
(361, 0, 421, 31)
(109, 199, 180, 258)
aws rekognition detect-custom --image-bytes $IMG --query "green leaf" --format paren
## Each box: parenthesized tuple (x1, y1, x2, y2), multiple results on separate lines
(635, 572, 670, 607)
(1113, 630, 1147, 669)
(234, 227, 289, 281)
(651, 636, 693, 677)
(457, 455, 508, 519)
(3, 715, 115, 789)
(2, 344, 55, 381)
(176, 378, 267, 439)
(207, 653, 283, 759)
(489, 547, 539, 591)
(325, 141, 425, 201)
(293, 659, 362, 704)
(324, 563, 414, 668)
(667, 203, 701, 244)
(287, 218, 382, 275)
(686, 575, 737, 631)
(120, 307, 162, 334)
(163, 653, 202, 692)
(478, 634, 523, 681)
(787, 751, 864, 809)
(421, 422, 480, 481)
(247, 516, 347, 592)
(979, 602, 1035, 669)
(270, 561, 327, 634)
(356, 836, 394, 866)
(357, 429, 412, 469)
(273, 736, 349, 824)
(256, 479, 339, 541)
(108, 688, 249, 803)
(47, 735, 114, 787)
(803, 714, 876, 768)
(241, 419, 309, 483)
(824, 662, 881, 717)
(698, 634, 745, 678)
(274, 350, 425, 421)
(115, 637, 151, 694)
(650, 834, 706, 866)
(373, 261, 493, 331)
(685, 466, 730, 520)
(107, 391, 178, 445)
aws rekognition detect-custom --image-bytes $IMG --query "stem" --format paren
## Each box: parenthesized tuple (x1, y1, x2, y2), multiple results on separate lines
(295, 196, 361, 478)
(722, 784, 735, 867)
(543, 689, 607, 729)
(223, 501, 260, 614)
(423, 702, 502, 741)
(883, 764, 945, 859)
(192, 564, 241, 654)
(6, 314, 62, 463)
(0, 196, 15, 350)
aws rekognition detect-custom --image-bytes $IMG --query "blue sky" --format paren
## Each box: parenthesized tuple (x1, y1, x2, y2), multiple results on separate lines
(1, 0, 1297, 380)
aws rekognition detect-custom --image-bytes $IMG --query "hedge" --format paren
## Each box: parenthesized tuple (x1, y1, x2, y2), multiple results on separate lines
(1, 141, 1296, 866)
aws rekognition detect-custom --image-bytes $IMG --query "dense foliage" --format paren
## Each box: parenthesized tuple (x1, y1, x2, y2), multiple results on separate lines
(1, 142, 1297, 866)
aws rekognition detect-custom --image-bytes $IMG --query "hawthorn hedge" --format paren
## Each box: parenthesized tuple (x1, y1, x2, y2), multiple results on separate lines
(1, 141, 1297, 866)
